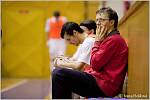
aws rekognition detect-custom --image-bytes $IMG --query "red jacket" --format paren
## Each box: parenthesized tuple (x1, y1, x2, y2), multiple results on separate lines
(85, 31, 128, 97)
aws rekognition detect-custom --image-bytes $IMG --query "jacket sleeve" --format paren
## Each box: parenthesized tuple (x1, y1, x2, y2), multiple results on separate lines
(90, 38, 119, 71)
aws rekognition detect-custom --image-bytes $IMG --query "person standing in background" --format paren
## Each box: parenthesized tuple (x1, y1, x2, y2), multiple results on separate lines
(45, 11, 67, 69)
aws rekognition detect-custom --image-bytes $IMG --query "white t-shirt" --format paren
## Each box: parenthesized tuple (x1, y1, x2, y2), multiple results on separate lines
(72, 37, 95, 65)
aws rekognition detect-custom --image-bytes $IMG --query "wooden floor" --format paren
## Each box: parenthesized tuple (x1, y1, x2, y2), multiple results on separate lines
(1, 78, 51, 99)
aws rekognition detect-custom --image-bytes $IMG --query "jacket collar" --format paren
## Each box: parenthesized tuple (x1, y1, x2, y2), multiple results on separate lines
(107, 29, 120, 37)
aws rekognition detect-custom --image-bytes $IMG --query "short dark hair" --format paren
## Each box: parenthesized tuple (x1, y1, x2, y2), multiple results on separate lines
(53, 11, 60, 17)
(80, 20, 97, 34)
(61, 22, 84, 38)
(96, 7, 118, 28)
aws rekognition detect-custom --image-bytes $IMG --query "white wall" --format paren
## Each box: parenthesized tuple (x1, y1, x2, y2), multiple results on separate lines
(106, 1, 124, 21)
(98, 1, 136, 21)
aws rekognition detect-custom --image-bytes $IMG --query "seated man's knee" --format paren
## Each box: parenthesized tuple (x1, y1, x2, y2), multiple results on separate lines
(52, 68, 66, 78)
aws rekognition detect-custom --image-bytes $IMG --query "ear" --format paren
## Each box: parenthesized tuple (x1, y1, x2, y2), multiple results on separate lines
(91, 29, 94, 34)
(110, 20, 115, 26)
(73, 30, 78, 36)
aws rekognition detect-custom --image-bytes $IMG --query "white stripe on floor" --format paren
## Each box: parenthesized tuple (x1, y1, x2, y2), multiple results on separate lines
(1, 80, 28, 93)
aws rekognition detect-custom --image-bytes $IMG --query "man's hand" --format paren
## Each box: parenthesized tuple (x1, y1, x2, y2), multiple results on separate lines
(53, 56, 70, 67)
(95, 25, 108, 41)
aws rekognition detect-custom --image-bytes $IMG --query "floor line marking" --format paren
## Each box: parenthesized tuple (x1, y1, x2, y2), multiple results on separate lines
(1, 80, 28, 93)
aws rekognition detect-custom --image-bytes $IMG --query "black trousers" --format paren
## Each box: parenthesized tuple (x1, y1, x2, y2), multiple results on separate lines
(52, 68, 106, 99)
